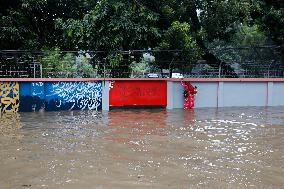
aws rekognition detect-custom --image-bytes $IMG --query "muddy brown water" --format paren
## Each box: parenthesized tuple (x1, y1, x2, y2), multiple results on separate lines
(0, 107, 284, 189)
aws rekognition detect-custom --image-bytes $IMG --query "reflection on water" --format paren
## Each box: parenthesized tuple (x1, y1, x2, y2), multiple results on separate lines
(0, 107, 284, 188)
(0, 112, 22, 135)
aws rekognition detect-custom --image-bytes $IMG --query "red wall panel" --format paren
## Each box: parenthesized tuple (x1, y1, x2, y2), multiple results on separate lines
(109, 81, 167, 106)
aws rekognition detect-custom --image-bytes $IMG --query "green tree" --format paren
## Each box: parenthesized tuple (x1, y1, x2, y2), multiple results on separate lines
(250, 0, 284, 44)
(156, 21, 202, 73)
(56, 0, 160, 50)
(0, 0, 89, 49)
(0, 1, 39, 49)
(0, 0, 283, 77)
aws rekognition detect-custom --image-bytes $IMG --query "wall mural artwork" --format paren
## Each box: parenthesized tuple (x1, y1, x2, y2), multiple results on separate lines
(19, 82, 45, 112)
(0, 82, 19, 114)
(18, 81, 103, 112)
(0, 82, 22, 135)
(45, 81, 102, 111)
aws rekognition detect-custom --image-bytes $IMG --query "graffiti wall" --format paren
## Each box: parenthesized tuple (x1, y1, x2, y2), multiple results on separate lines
(19, 82, 45, 112)
(45, 82, 102, 111)
(0, 82, 19, 114)
(109, 81, 167, 106)
(0, 81, 102, 112)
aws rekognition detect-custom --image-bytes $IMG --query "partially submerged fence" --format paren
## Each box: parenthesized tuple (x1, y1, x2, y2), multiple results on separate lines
(0, 46, 283, 78)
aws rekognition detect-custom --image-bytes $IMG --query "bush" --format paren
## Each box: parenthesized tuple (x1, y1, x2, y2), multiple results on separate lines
(41, 48, 94, 78)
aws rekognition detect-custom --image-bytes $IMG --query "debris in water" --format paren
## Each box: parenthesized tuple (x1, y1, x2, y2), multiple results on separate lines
(21, 184, 32, 187)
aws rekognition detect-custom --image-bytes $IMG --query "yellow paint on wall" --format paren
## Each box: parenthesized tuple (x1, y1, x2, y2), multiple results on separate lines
(0, 82, 20, 114)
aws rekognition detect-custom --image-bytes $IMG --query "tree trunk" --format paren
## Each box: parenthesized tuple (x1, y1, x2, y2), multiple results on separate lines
(183, 2, 238, 77)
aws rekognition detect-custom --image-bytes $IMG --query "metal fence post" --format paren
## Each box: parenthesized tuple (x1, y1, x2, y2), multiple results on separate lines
(218, 62, 222, 78)
(33, 62, 36, 78)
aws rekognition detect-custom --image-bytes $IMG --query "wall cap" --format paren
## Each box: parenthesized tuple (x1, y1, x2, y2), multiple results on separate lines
(0, 78, 284, 82)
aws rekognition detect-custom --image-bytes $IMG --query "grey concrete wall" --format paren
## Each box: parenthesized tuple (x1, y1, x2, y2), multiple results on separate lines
(166, 81, 174, 109)
(170, 81, 284, 109)
(222, 82, 267, 107)
(172, 81, 184, 109)
(192, 82, 218, 108)
(102, 80, 110, 111)
(170, 82, 218, 109)
(272, 82, 284, 106)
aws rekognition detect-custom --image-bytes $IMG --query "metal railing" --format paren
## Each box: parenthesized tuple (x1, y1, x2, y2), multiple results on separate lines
(0, 45, 283, 78)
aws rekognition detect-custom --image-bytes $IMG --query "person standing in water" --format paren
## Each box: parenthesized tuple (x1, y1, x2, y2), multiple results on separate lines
(181, 81, 197, 110)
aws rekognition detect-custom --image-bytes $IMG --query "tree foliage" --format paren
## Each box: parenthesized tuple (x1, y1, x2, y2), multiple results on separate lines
(55, 0, 160, 50)
(41, 48, 94, 77)
(0, 0, 283, 75)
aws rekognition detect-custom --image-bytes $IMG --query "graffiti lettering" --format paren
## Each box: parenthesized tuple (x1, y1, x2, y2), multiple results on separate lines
(47, 82, 102, 111)
(31, 82, 45, 96)
(109, 81, 167, 106)
(0, 82, 19, 114)
(117, 86, 159, 98)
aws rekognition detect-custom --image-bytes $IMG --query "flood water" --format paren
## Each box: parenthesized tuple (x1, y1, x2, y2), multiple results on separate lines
(0, 107, 284, 189)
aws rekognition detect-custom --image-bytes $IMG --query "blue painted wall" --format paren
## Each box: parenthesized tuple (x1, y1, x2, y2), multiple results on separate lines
(19, 82, 45, 112)
(19, 81, 102, 112)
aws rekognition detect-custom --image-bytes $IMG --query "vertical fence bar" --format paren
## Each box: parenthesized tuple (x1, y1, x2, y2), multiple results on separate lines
(218, 62, 222, 78)
(40, 64, 43, 78)
(33, 62, 36, 78)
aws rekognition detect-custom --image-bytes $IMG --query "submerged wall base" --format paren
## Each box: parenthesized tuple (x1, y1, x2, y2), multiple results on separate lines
(1, 78, 284, 113)
(169, 80, 284, 109)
